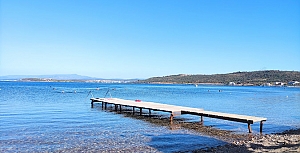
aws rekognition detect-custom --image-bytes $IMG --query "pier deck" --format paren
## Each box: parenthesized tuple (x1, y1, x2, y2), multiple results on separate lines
(91, 98, 267, 133)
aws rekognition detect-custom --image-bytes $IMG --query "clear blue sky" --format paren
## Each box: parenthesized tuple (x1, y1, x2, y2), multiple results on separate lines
(1, 0, 299, 79)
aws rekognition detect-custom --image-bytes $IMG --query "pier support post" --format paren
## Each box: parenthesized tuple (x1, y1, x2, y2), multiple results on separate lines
(248, 123, 252, 133)
(119, 105, 122, 112)
(115, 104, 118, 111)
(133, 107, 135, 115)
(149, 109, 151, 116)
(140, 108, 142, 115)
(104, 102, 107, 109)
(200, 116, 204, 124)
(101, 102, 104, 109)
(170, 113, 174, 121)
(260, 121, 264, 133)
(91, 101, 94, 108)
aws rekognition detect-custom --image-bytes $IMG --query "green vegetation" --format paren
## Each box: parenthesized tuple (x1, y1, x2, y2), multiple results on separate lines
(139, 70, 300, 86)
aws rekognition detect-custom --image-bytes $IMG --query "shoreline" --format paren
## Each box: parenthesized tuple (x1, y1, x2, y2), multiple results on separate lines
(144, 82, 300, 87)
(1, 80, 300, 88)
(191, 128, 300, 153)
(134, 115, 300, 152)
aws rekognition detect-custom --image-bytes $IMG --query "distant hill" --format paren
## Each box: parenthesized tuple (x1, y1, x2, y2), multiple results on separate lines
(0, 74, 98, 80)
(139, 70, 300, 86)
(0, 74, 139, 83)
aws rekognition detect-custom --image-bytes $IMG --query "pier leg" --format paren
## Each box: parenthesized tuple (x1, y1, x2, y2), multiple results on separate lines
(200, 116, 204, 125)
(91, 101, 94, 108)
(104, 102, 107, 109)
(119, 105, 122, 112)
(101, 102, 104, 109)
(248, 123, 252, 133)
(133, 107, 135, 115)
(170, 113, 174, 121)
(115, 104, 118, 111)
(149, 109, 151, 116)
(140, 108, 142, 115)
(260, 121, 264, 133)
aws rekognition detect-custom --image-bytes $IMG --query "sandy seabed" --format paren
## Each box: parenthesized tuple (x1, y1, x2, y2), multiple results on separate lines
(133, 115, 300, 153)
(112, 111, 300, 153)
(121, 113, 300, 153)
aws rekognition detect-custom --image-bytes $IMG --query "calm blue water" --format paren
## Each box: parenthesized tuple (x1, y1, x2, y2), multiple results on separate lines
(1, 82, 299, 152)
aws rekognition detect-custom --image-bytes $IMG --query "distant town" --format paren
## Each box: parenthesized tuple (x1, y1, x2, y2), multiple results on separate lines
(18, 78, 136, 83)
(0, 74, 139, 83)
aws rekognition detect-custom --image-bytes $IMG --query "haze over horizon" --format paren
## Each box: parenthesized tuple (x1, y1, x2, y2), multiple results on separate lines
(1, 0, 299, 79)
(1, 70, 300, 80)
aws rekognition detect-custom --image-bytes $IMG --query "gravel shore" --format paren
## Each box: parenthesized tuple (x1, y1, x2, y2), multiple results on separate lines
(191, 128, 300, 153)
(124, 112, 300, 153)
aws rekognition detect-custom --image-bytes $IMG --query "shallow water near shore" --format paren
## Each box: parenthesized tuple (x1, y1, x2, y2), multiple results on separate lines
(0, 82, 299, 152)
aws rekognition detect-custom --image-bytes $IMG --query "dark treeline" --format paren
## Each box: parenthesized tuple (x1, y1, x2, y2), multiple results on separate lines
(139, 70, 300, 85)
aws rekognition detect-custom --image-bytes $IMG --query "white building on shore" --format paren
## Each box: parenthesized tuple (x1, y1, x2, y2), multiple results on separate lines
(288, 81, 299, 86)
(228, 82, 235, 86)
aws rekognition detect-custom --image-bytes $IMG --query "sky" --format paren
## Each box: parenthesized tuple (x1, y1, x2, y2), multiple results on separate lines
(1, 0, 299, 79)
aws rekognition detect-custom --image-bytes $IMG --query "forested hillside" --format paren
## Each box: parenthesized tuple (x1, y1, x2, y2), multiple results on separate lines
(139, 70, 300, 86)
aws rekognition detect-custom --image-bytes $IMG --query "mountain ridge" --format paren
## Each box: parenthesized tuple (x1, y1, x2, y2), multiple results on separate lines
(0, 74, 99, 80)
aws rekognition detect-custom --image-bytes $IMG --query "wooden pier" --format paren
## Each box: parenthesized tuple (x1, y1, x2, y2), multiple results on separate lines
(91, 98, 267, 133)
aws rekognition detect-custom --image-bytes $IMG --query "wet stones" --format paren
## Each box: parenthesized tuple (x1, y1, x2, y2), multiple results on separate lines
(193, 129, 300, 153)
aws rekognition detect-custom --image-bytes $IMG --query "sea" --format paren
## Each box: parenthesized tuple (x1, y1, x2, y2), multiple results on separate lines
(0, 81, 299, 152)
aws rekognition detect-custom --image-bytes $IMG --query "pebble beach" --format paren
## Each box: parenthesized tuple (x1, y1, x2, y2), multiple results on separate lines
(192, 128, 300, 153)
